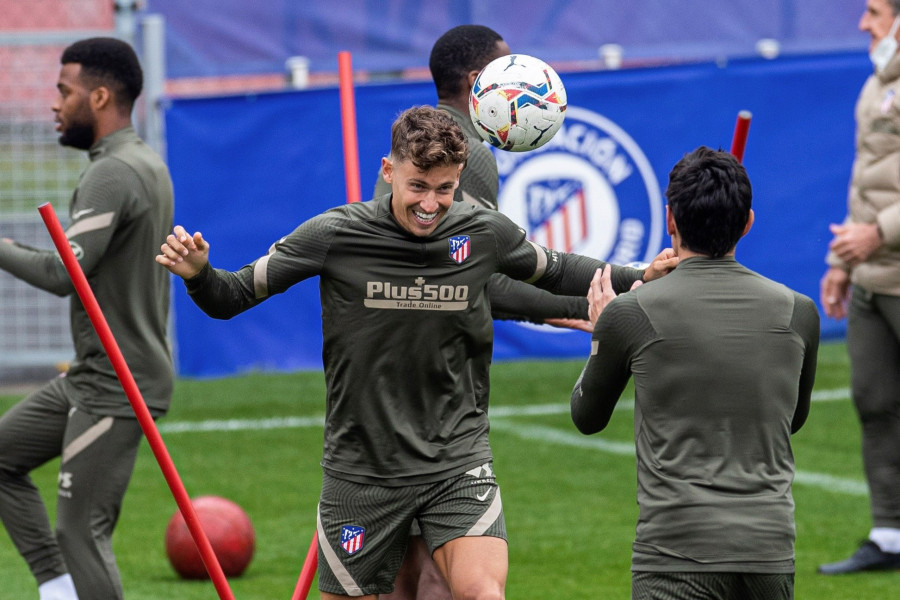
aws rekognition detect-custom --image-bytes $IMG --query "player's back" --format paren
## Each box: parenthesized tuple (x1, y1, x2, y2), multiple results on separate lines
(625, 255, 816, 567)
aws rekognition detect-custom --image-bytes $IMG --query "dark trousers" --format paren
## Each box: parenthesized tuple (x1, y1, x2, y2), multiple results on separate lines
(847, 286, 900, 529)
(0, 376, 143, 599)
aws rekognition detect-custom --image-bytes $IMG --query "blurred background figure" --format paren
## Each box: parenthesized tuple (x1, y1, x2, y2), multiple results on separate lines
(818, 0, 900, 575)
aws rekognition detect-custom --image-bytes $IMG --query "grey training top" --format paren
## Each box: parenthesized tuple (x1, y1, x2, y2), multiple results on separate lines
(0, 127, 174, 416)
(374, 103, 587, 323)
(572, 256, 820, 573)
(185, 194, 643, 485)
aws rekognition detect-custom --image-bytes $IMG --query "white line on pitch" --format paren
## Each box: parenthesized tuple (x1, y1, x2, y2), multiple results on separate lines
(155, 387, 863, 496)
(157, 387, 851, 433)
(489, 420, 868, 497)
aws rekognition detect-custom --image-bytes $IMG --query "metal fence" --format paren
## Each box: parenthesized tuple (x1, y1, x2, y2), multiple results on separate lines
(0, 1, 140, 383)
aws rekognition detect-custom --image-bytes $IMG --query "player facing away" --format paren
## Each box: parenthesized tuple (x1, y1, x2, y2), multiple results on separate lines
(571, 147, 819, 600)
(157, 106, 678, 598)
(0, 38, 174, 600)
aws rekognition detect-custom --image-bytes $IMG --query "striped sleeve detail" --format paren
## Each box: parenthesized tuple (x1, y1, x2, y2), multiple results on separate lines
(66, 212, 115, 237)
(253, 254, 272, 299)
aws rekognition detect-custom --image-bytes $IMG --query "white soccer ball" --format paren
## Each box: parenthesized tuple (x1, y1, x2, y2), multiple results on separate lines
(469, 54, 567, 152)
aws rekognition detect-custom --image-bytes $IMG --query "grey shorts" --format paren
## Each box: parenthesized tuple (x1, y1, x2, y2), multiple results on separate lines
(316, 462, 506, 596)
(632, 571, 794, 600)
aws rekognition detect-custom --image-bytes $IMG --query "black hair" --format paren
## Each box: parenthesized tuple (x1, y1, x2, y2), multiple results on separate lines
(665, 146, 752, 258)
(61, 37, 143, 110)
(429, 25, 504, 99)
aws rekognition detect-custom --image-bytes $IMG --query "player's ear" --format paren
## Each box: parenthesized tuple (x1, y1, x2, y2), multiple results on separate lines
(741, 209, 755, 238)
(466, 70, 480, 91)
(90, 85, 111, 111)
(381, 157, 394, 183)
(665, 205, 676, 235)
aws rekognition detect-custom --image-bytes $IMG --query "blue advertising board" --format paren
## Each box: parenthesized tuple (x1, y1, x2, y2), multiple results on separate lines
(165, 51, 868, 377)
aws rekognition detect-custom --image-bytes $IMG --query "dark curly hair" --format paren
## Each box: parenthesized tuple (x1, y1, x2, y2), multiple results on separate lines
(61, 37, 143, 110)
(429, 25, 504, 99)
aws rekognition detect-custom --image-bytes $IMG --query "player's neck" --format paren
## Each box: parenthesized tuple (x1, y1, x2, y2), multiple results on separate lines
(440, 96, 469, 114)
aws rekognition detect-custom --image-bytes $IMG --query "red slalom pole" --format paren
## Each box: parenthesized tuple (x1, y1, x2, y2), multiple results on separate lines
(37, 203, 236, 600)
(730, 110, 752, 163)
(338, 51, 362, 204)
(290, 532, 318, 600)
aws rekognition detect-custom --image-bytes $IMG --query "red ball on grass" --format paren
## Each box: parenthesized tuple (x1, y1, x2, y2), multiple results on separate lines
(165, 495, 255, 579)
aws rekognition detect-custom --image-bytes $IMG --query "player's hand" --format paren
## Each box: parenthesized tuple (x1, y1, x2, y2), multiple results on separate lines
(828, 222, 882, 267)
(544, 317, 594, 333)
(820, 266, 850, 320)
(155, 225, 210, 279)
(587, 264, 619, 328)
(641, 248, 679, 282)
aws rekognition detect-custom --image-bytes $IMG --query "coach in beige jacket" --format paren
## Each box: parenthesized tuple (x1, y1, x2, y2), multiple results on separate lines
(818, 0, 900, 575)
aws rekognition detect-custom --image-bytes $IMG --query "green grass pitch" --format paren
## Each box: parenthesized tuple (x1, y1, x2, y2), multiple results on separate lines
(0, 341, 896, 598)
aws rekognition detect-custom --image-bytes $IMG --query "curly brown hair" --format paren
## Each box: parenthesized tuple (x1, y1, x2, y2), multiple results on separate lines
(390, 106, 469, 171)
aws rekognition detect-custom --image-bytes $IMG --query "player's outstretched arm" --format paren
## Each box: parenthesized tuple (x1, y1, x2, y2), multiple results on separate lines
(155, 225, 210, 280)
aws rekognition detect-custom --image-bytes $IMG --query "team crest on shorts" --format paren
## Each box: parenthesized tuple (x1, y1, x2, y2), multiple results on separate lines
(340, 525, 366, 555)
(493, 106, 663, 266)
(449, 235, 471, 264)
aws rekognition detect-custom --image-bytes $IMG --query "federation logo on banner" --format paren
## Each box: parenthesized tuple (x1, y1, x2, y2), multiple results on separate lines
(494, 106, 663, 267)
(340, 525, 366, 555)
(449, 235, 471, 264)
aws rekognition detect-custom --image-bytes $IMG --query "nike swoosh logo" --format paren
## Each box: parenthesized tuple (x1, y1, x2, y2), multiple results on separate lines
(72, 208, 94, 220)
(476, 489, 491, 502)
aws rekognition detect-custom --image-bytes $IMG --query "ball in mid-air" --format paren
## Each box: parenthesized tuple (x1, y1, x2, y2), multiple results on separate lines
(469, 53, 567, 152)
(165, 495, 255, 579)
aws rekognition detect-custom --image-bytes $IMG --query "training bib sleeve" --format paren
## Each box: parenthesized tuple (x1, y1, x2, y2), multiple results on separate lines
(483, 209, 644, 295)
(571, 294, 652, 434)
(0, 159, 140, 296)
(487, 273, 588, 322)
(185, 211, 338, 319)
(790, 292, 820, 433)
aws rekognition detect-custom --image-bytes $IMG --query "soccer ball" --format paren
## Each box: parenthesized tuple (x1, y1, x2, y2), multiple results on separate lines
(469, 53, 567, 152)
(164, 495, 255, 579)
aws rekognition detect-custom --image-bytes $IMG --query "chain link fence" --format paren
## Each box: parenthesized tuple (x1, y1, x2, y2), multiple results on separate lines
(0, 0, 117, 384)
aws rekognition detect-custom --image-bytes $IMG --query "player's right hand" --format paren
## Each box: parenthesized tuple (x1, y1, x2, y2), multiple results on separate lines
(820, 266, 850, 320)
(641, 248, 679, 282)
(155, 225, 210, 280)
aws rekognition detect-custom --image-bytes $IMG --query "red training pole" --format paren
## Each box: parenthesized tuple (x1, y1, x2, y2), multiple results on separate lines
(730, 110, 752, 163)
(290, 531, 319, 600)
(338, 51, 362, 204)
(37, 203, 236, 600)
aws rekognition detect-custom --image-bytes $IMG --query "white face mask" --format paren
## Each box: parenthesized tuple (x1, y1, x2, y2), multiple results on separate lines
(871, 16, 900, 72)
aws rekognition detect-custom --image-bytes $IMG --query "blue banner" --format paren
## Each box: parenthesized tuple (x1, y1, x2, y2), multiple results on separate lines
(165, 51, 869, 377)
(146, 1, 865, 78)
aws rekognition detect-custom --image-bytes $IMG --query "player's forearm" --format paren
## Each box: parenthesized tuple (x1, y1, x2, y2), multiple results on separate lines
(534, 249, 643, 296)
(184, 263, 261, 320)
(570, 359, 623, 434)
(488, 274, 587, 321)
(0, 239, 74, 296)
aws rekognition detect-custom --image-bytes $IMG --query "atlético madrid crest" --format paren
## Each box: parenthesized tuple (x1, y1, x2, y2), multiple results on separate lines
(449, 235, 471, 264)
(340, 525, 365, 555)
(494, 106, 663, 265)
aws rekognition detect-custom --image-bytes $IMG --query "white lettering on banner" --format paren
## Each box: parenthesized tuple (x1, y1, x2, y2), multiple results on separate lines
(495, 106, 663, 334)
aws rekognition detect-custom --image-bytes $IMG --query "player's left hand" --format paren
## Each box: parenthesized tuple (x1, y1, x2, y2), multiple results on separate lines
(641, 248, 678, 282)
(587, 264, 622, 328)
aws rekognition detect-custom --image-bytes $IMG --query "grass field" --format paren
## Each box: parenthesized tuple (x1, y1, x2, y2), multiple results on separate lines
(0, 341, 896, 599)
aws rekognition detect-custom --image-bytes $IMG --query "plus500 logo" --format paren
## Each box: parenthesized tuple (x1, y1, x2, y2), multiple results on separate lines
(366, 280, 469, 301)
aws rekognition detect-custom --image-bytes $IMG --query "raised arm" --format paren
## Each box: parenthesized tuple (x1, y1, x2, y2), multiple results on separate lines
(155, 225, 210, 279)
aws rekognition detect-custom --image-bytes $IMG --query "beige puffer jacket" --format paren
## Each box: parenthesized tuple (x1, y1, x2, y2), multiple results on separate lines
(828, 52, 900, 295)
